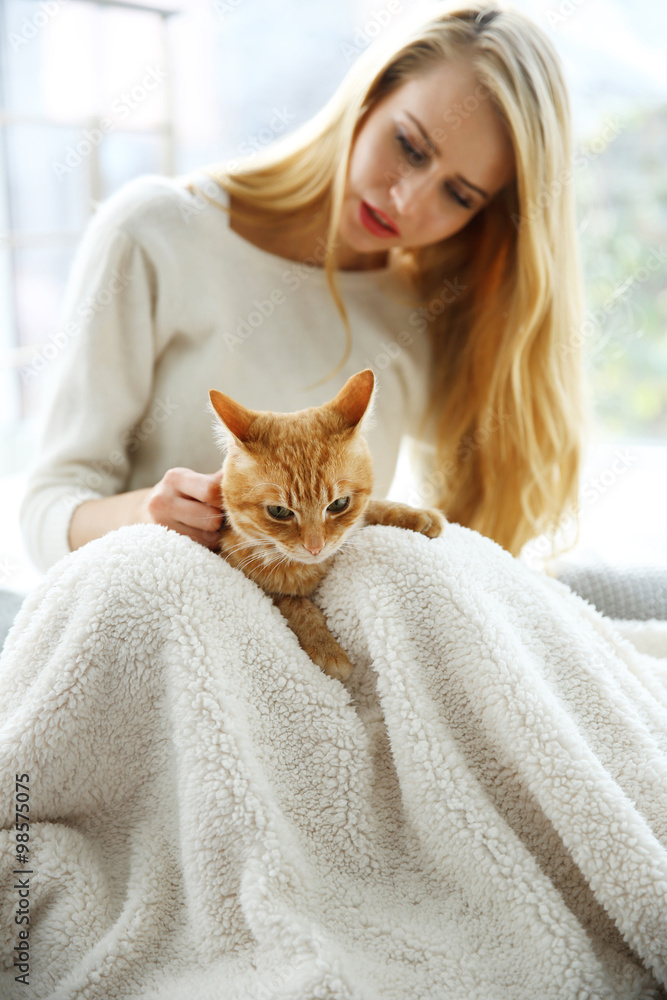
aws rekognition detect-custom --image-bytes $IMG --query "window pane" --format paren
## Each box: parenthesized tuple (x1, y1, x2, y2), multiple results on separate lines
(11, 242, 78, 419)
(13, 243, 74, 348)
(5, 124, 91, 234)
(43, 2, 166, 127)
(93, 6, 167, 130)
(2, 0, 68, 118)
(574, 111, 667, 440)
(4, 0, 167, 127)
(99, 131, 164, 198)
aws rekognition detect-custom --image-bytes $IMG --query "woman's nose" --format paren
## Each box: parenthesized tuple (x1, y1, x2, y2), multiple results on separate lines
(390, 173, 431, 217)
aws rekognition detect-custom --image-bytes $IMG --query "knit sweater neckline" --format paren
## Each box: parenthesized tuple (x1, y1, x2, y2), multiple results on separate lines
(190, 171, 399, 285)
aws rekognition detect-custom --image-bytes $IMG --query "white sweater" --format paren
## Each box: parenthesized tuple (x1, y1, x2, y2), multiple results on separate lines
(20, 171, 433, 573)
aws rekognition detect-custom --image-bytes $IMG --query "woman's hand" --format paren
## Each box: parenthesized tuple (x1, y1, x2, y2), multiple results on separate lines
(68, 468, 226, 554)
(143, 467, 226, 549)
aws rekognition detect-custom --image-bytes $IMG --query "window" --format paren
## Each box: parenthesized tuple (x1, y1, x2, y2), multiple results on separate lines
(0, 0, 177, 472)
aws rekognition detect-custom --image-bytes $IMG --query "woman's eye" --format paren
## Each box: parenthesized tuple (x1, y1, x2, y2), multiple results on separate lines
(396, 131, 427, 166)
(396, 130, 473, 211)
(327, 497, 350, 513)
(446, 184, 472, 210)
(267, 505, 293, 520)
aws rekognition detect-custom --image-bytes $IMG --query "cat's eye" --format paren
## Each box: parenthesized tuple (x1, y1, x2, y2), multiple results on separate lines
(327, 497, 350, 513)
(266, 505, 293, 520)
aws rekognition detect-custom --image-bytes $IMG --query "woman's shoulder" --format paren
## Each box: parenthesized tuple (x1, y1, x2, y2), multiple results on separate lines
(87, 172, 219, 241)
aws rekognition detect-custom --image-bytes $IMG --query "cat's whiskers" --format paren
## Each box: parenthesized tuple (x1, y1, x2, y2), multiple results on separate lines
(242, 538, 287, 571)
(336, 522, 369, 556)
(221, 531, 281, 574)
(221, 542, 261, 563)
(264, 550, 323, 585)
(224, 524, 271, 549)
(262, 553, 292, 583)
(223, 536, 261, 553)
(265, 547, 307, 570)
(235, 551, 271, 574)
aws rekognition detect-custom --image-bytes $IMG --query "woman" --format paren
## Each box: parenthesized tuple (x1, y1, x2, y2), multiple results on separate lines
(6, 7, 667, 998)
(20, 1, 585, 571)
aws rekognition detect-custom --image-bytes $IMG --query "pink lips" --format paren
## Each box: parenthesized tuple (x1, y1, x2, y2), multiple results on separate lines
(359, 200, 401, 237)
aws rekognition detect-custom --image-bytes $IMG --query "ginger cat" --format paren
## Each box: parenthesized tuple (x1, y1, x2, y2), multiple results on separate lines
(209, 369, 446, 681)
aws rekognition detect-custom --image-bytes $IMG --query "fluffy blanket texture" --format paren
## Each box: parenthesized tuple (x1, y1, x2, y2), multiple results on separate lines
(1, 522, 666, 1000)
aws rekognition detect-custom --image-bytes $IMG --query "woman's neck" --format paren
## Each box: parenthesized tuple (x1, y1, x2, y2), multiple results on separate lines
(228, 194, 389, 272)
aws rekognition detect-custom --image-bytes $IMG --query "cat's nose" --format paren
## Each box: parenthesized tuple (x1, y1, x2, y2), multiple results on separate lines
(303, 542, 324, 556)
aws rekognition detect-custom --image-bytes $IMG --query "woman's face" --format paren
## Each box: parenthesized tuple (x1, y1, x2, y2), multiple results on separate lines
(336, 59, 516, 269)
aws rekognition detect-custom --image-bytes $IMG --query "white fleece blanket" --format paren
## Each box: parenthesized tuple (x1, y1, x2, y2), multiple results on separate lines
(1, 523, 666, 1000)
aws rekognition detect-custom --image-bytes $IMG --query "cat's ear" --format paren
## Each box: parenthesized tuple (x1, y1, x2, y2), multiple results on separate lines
(327, 369, 375, 430)
(209, 389, 256, 444)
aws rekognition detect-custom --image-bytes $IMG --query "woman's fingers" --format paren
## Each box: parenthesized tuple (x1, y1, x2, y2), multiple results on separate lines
(163, 467, 224, 509)
(169, 496, 224, 532)
(171, 522, 222, 550)
(145, 467, 226, 545)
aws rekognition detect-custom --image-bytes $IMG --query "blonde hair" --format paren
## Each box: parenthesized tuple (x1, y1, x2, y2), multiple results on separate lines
(188, 1, 588, 557)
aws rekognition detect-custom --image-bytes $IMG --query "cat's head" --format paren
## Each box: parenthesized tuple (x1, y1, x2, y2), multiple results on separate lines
(209, 369, 375, 565)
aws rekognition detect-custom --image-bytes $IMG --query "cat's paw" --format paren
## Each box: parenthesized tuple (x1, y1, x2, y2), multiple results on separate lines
(306, 639, 354, 682)
(410, 506, 447, 538)
(370, 501, 447, 538)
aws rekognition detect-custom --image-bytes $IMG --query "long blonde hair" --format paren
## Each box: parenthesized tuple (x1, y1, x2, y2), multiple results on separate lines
(188, 2, 587, 557)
